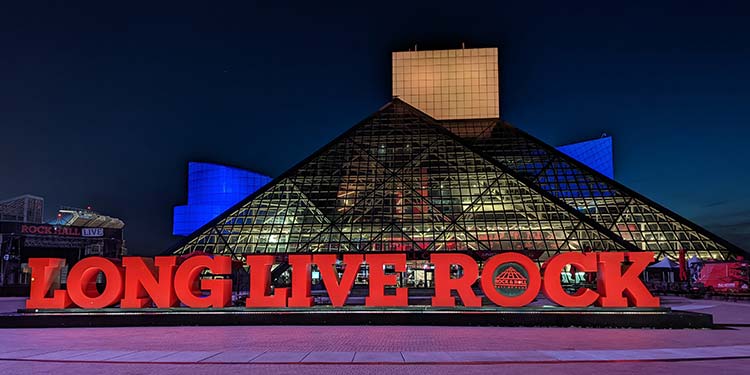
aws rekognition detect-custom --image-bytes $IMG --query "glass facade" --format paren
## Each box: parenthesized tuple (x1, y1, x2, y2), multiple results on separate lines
(557, 136, 614, 179)
(170, 99, 743, 262)
(173, 162, 271, 236)
(169, 134, 613, 237)
(470, 121, 735, 260)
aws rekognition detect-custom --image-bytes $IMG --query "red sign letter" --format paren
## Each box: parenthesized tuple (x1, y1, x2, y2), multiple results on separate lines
(245, 255, 289, 307)
(121, 257, 179, 308)
(67, 257, 124, 309)
(26, 258, 72, 309)
(430, 253, 481, 307)
(481, 252, 541, 307)
(542, 252, 599, 307)
(365, 254, 407, 307)
(597, 252, 659, 307)
(314, 254, 363, 307)
(173, 255, 232, 308)
(287, 255, 313, 307)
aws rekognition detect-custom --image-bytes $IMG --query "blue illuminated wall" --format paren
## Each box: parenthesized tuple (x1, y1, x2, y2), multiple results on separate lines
(173, 140, 611, 236)
(173, 162, 272, 236)
(555, 136, 614, 179)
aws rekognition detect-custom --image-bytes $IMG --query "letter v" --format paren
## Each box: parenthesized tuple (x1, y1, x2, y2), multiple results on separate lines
(313, 254, 363, 307)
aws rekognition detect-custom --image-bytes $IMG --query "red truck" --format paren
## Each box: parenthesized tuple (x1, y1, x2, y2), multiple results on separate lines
(697, 260, 749, 292)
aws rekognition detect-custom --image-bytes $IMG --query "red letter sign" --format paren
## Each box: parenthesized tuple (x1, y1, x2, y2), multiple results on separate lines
(597, 252, 659, 307)
(67, 257, 124, 309)
(287, 255, 313, 307)
(245, 255, 289, 307)
(26, 258, 72, 309)
(173, 255, 232, 308)
(365, 254, 407, 307)
(481, 252, 541, 307)
(430, 253, 481, 307)
(542, 252, 599, 307)
(121, 257, 179, 308)
(314, 254, 363, 307)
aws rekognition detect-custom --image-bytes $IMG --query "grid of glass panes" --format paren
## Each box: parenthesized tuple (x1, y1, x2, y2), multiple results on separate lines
(175, 100, 741, 263)
(175, 100, 630, 262)
(556, 137, 614, 179)
(468, 120, 735, 260)
(392, 48, 499, 120)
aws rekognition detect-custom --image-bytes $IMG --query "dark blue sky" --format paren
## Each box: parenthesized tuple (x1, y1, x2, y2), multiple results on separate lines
(1, 1, 748, 255)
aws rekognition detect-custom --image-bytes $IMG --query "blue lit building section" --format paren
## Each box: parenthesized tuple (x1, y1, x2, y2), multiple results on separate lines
(556, 136, 614, 179)
(173, 162, 271, 236)
(533, 136, 616, 201)
(173, 139, 612, 236)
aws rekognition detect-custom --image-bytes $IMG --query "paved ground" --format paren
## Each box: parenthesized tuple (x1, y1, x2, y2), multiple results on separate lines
(0, 297, 24, 314)
(1, 359, 750, 375)
(1, 296, 749, 374)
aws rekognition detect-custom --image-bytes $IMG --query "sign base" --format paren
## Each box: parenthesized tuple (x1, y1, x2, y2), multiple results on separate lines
(9, 306, 712, 329)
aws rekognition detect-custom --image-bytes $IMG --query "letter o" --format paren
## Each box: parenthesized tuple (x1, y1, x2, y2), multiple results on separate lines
(67, 257, 124, 309)
(481, 252, 541, 307)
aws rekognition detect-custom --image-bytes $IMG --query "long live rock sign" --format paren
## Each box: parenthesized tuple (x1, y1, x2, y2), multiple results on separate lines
(25, 251, 659, 310)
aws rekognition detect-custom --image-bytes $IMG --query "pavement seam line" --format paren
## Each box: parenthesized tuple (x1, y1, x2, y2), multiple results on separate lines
(4, 355, 750, 366)
(3, 345, 750, 364)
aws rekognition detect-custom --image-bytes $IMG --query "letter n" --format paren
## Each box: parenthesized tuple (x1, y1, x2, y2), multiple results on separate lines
(121, 257, 179, 308)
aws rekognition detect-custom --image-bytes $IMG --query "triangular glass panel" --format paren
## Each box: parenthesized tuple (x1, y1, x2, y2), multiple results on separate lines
(292, 141, 389, 220)
(458, 174, 588, 257)
(429, 224, 487, 252)
(299, 224, 357, 252)
(359, 224, 422, 252)
(399, 137, 506, 220)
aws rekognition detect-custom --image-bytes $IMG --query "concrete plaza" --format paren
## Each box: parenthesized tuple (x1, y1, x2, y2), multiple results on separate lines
(0, 296, 749, 374)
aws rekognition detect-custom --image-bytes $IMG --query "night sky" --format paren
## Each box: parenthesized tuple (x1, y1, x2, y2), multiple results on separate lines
(1, 1, 749, 255)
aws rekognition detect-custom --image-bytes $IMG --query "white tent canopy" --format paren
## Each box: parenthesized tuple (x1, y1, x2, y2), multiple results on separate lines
(648, 258, 679, 269)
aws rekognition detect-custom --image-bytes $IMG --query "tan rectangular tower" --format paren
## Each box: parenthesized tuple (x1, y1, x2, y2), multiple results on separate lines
(392, 47, 499, 120)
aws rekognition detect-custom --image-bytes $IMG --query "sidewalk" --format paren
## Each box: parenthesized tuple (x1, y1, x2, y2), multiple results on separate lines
(1, 296, 749, 373)
(2, 345, 750, 364)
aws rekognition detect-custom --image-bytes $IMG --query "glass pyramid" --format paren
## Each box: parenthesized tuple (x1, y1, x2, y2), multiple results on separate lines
(171, 99, 743, 262)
